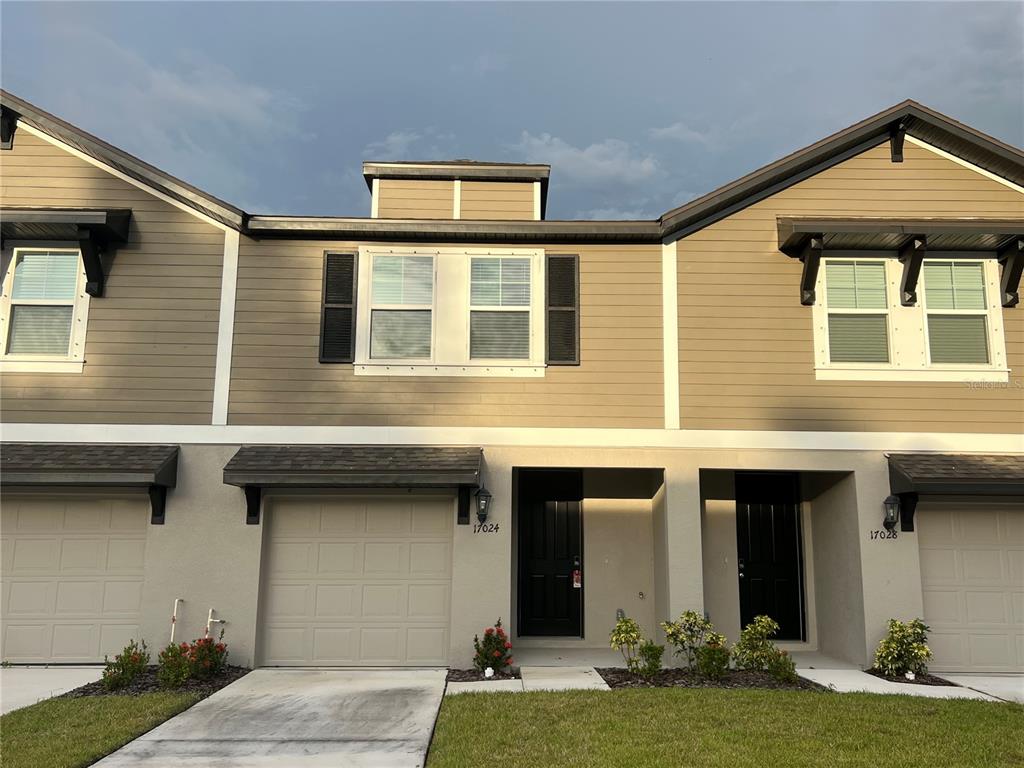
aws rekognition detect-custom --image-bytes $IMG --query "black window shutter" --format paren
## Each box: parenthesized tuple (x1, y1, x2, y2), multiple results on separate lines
(546, 254, 579, 365)
(319, 252, 357, 363)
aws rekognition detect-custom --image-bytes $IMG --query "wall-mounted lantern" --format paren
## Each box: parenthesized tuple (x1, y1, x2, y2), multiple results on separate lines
(882, 494, 901, 531)
(475, 485, 493, 523)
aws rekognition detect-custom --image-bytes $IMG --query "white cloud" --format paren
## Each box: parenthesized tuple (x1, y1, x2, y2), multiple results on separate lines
(362, 128, 459, 160)
(511, 132, 658, 184)
(363, 131, 422, 159)
(574, 207, 656, 221)
(649, 121, 713, 145)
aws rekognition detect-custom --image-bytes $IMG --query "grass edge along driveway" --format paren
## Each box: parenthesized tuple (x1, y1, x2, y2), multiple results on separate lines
(427, 688, 1024, 768)
(0, 691, 199, 768)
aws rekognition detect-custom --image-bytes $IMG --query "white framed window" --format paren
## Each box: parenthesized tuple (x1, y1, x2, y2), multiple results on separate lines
(813, 256, 1007, 382)
(355, 246, 544, 376)
(0, 248, 90, 373)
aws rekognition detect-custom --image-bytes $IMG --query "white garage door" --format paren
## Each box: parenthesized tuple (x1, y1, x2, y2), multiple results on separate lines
(919, 501, 1023, 673)
(1, 494, 148, 663)
(258, 495, 453, 666)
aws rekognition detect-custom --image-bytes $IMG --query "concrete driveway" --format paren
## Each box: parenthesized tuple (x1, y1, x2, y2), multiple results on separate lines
(95, 668, 447, 767)
(943, 675, 1024, 704)
(1, 666, 102, 714)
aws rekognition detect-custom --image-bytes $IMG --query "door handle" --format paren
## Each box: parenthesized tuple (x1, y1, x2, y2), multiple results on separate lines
(738, 558, 745, 579)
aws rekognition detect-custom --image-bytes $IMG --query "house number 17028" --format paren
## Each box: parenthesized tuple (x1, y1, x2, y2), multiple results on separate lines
(473, 523, 500, 533)
(869, 529, 898, 540)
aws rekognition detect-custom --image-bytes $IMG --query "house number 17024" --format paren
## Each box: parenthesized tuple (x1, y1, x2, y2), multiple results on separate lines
(869, 529, 898, 540)
(473, 523, 500, 533)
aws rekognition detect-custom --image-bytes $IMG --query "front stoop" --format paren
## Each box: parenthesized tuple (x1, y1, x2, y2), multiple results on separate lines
(520, 666, 610, 692)
(797, 668, 997, 701)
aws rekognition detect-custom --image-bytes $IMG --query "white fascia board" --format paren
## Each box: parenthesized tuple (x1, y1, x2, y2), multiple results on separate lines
(211, 229, 240, 425)
(905, 135, 1024, 195)
(2, 424, 1021, 453)
(16, 122, 235, 233)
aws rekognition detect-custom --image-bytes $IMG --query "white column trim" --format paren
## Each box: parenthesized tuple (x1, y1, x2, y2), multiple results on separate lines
(453, 179, 462, 219)
(905, 135, 1024, 195)
(533, 181, 542, 220)
(212, 229, 240, 426)
(662, 240, 681, 429)
(370, 178, 380, 218)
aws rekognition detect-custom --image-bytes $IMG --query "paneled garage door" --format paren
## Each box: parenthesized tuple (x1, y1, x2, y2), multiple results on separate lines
(258, 495, 453, 666)
(1, 494, 148, 663)
(918, 501, 1023, 673)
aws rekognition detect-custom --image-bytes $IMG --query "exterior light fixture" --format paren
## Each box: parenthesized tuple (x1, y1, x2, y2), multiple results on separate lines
(475, 486, 493, 523)
(883, 495, 901, 531)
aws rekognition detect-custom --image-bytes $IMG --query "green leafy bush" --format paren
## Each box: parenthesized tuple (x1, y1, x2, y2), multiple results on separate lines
(610, 615, 643, 670)
(661, 610, 714, 668)
(632, 639, 664, 679)
(873, 618, 932, 677)
(694, 632, 730, 679)
(102, 639, 149, 691)
(157, 643, 191, 689)
(732, 615, 782, 671)
(472, 618, 513, 672)
(766, 649, 798, 683)
(188, 630, 229, 680)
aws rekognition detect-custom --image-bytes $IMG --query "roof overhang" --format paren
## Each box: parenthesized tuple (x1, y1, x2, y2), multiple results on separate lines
(245, 216, 661, 244)
(1, 207, 133, 297)
(0, 443, 179, 524)
(777, 217, 1024, 307)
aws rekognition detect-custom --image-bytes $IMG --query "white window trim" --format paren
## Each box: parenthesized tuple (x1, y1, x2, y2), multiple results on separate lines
(466, 254, 534, 365)
(0, 247, 90, 374)
(364, 252, 437, 363)
(354, 246, 545, 377)
(812, 257, 1008, 382)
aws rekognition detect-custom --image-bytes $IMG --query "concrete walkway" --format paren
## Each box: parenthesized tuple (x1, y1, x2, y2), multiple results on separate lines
(797, 668, 997, 701)
(943, 675, 1024, 704)
(0, 666, 102, 714)
(95, 668, 447, 767)
(446, 666, 610, 695)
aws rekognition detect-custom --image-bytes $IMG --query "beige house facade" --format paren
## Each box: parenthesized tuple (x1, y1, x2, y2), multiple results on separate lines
(1, 91, 1021, 674)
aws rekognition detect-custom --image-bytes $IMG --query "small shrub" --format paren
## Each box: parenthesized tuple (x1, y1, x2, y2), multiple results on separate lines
(661, 610, 714, 668)
(188, 630, 229, 680)
(610, 615, 643, 670)
(157, 642, 191, 689)
(694, 632, 730, 680)
(631, 639, 664, 679)
(102, 639, 149, 691)
(472, 618, 513, 673)
(766, 648, 798, 683)
(732, 615, 782, 671)
(874, 618, 932, 677)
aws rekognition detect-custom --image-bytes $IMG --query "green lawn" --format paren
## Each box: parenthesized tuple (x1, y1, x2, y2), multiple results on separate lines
(427, 689, 1024, 768)
(0, 692, 199, 768)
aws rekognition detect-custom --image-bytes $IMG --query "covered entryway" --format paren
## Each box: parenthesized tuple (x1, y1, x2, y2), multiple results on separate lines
(1, 494, 148, 662)
(918, 501, 1023, 673)
(258, 495, 453, 666)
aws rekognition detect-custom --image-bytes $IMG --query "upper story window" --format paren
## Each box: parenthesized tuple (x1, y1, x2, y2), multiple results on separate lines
(354, 246, 545, 376)
(0, 248, 90, 373)
(813, 256, 1007, 382)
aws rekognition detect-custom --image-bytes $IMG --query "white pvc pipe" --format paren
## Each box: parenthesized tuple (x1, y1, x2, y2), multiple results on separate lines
(205, 608, 226, 638)
(170, 598, 183, 644)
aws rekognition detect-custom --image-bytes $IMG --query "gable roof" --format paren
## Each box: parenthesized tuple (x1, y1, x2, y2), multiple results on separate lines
(0, 90, 245, 230)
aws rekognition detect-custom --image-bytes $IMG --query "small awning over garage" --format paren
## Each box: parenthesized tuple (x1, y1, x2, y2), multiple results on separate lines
(223, 445, 483, 524)
(0, 443, 178, 523)
(1, 207, 133, 297)
(887, 453, 1024, 531)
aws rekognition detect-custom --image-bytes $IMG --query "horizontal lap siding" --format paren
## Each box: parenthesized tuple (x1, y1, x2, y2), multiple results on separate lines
(376, 180, 454, 219)
(1, 132, 222, 424)
(231, 240, 663, 427)
(460, 182, 534, 220)
(677, 142, 1024, 433)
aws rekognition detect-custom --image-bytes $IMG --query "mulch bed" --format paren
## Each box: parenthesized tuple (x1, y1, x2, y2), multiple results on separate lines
(62, 665, 250, 699)
(597, 667, 824, 691)
(446, 668, 521, 683)
(864, 668, 957, 687)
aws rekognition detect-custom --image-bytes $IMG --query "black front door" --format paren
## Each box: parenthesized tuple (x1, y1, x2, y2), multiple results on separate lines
(735, 472, 805, 641)
(517, 469, 583, 637)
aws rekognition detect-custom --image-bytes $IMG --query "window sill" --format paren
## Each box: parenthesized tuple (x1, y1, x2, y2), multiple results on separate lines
(354, 363, 546, 378)
(0, 358, 85, 374)
(814, 366, 1009, 383)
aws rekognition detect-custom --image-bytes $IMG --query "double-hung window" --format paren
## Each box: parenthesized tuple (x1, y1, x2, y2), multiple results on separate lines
(469, 257, 531, 360)
(1, 248, 89, 372)
(813, 256, 1006, 381)
(369, 254, 434, 360)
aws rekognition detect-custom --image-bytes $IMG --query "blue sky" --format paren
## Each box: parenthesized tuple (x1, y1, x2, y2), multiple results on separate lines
(2, 2, 1021, 219)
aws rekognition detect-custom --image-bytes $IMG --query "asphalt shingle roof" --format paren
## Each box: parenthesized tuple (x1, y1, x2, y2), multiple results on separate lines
(888, 453, 1024, 495)
(0, 443, 179, 486)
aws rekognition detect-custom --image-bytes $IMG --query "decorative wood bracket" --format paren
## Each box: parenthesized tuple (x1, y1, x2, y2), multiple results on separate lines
(898, 235, 926, 306)
(78, 227, 105, 297)
(148, 485, 168, 525)
(0, 107, 16, 150)
(245, 486, 262, 525)
(457, 485, 471, 525)
(898, 491, 919, 533)
(998, 237, 1023, 308)
(799, 235, 823, 306)
(889, 120, 907, 163)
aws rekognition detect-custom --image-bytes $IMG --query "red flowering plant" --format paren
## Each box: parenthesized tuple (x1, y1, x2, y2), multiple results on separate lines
(472, 618, 513, 673)
(102, 639, 149, 691)
(157, 642, 192, 689)
(188, 629, 229, 680)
